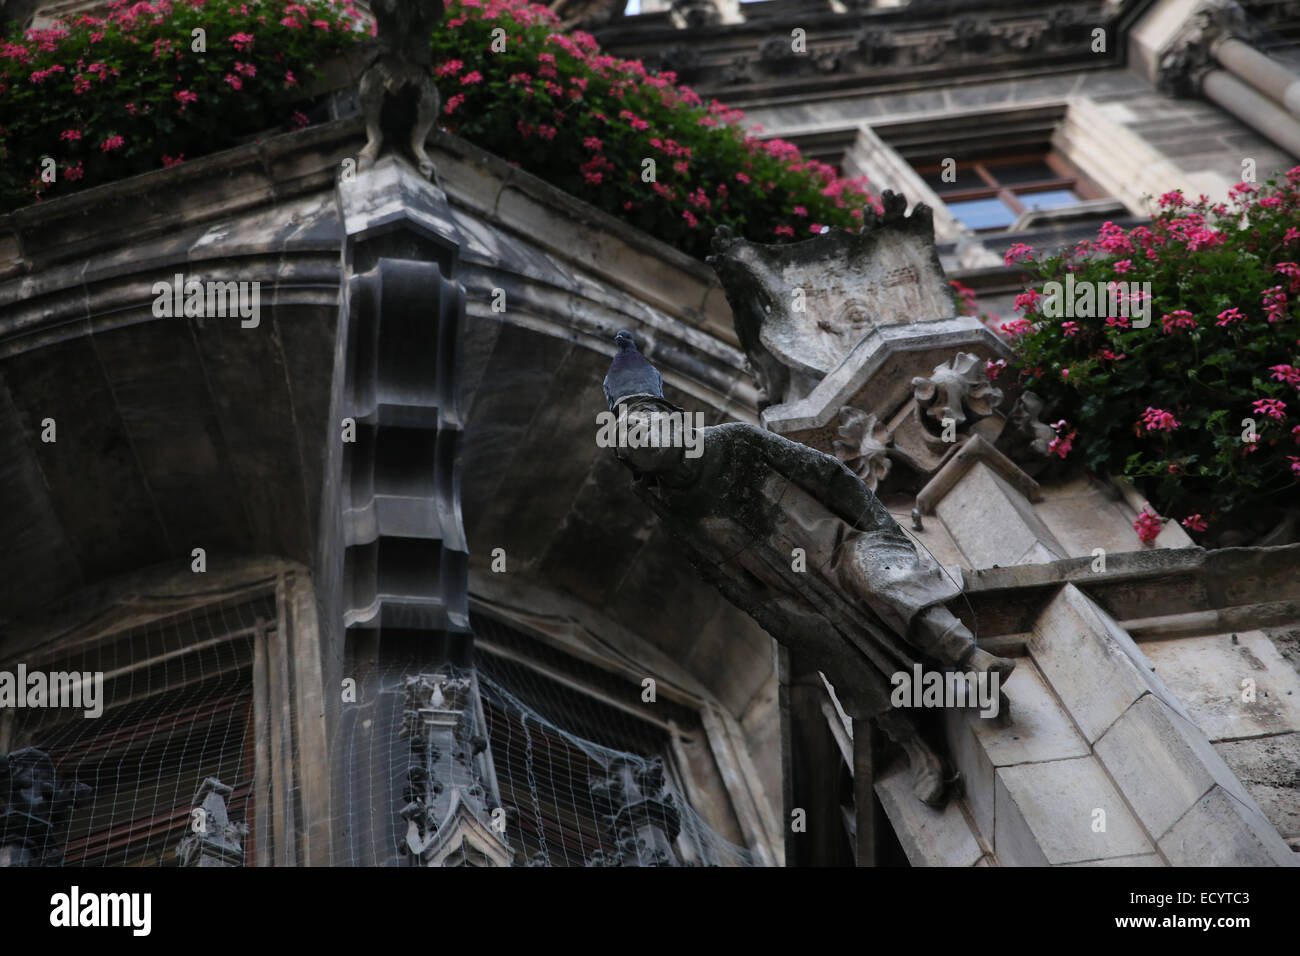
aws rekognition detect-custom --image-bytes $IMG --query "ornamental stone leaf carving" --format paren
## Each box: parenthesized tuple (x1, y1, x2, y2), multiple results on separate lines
(911, 352, 1004, 430)
(832, 407, 892, 491)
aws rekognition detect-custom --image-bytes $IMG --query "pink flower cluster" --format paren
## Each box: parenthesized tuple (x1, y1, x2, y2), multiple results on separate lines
(1048, 420, 1075, 459)
(1253, 398, 1287, 421)
(1262, 286, 1288, 324)
(1133, 506, 1164, 545)
(1139, 407, 1180, 433)
(1270, 364, 1300, 388)
(1004, 243, 1035, 266)
(1277, 262, 1300, 294)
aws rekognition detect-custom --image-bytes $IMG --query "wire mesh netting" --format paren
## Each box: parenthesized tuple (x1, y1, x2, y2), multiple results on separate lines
(2, 586, 763, 867)
(473, 651, 760, 867)
(1, 593, 268, 866)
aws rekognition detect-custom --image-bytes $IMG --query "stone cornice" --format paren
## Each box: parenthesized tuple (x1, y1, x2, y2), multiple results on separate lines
(0, 119, 742, 357)
(601, 1, 1121, 99)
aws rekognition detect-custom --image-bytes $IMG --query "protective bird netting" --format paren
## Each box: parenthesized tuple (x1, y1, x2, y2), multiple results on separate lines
(473, 651, 760, 867)
(0, 582, 762, 867)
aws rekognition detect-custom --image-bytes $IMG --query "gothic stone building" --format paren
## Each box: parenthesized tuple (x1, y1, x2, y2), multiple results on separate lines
(1, 0, 1299, 867)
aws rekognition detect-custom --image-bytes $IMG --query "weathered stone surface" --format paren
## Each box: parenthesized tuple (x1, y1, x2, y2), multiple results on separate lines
(945, 711, 996, 843)
(886, 503, 967, 568)
(912, 351, 1003, 431)
(1214, 733, 1300, 841)
(934, 460, 1063, 569)
(612, 393, 1015, 809)
(1094, 692, 1256, 840)
(1036, 493, 1149, 558)
(709, 193, 956, 390)
(972, 658, 1091, 766)
(761, 315, 1011, 441)
(1158, 785, 1298, 866)
(355, 0, 444, 181)
(918, 434, 1042, 515)
(1029, 584, 1183, 743)
(1140, 630, 1300, 741)
(943, 657, 1089, 847)
(995, 757, 1155, 865)
(1061, 853, 1166, 866)
(875, 764, 986, 866)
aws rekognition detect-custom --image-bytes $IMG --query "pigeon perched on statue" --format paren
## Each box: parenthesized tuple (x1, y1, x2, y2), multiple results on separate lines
(603, 330, 673, 411)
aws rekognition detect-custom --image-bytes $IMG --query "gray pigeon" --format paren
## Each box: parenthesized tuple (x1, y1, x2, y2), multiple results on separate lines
(603, 330, 665, 410)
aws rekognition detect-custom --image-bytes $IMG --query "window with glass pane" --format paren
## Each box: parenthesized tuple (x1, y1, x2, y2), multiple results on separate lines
(912, 151, 1098, 232)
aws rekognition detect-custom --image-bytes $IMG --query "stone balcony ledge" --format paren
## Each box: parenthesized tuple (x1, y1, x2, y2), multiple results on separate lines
(956, 542, 1300, 639)
(0, 117, 738, 350)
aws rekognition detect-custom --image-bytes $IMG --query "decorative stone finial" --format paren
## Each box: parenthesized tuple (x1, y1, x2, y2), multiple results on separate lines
(357, 0, 446, 180)
(176, 778, 249, 867)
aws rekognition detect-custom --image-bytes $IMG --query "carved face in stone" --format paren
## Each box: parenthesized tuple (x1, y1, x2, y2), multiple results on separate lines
(835, 301, 873, 331)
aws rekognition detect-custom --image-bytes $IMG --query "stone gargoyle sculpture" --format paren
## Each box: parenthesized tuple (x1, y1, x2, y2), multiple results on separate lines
(601, 337, 1015, 807)
(357, 0, 445, 180)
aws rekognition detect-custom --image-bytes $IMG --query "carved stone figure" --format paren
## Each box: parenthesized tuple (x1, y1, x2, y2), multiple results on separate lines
(587, 757, 681, 867)
(176, 778, 249, 867)
(0, 747, 92, 867)
(997, 390, 1059, 477)
(606, 387, 1015, 807)
(357, 0, 445, 180)
(397, 671, 511, 866)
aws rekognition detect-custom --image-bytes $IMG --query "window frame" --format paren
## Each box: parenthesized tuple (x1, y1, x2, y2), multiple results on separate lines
(913, 149, 1105, 232)
(0, 559, 328, 867)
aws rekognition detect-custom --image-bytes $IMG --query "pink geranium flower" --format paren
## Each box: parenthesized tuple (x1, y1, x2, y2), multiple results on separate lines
(1253, 398, 1287, 421)
(1270, 365, 1300, 388)
(1161, 310, 1196, 334)
(1134, 505, 1164, 545)
(1048, 420, 1075, 459)
(1139, 407, 1180, 433)
(1004, 242, 1034, 266)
